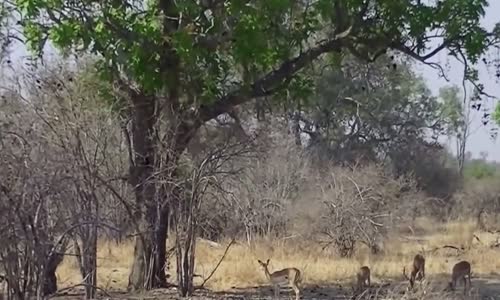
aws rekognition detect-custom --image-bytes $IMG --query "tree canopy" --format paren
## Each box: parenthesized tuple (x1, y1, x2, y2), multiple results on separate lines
(299, 54, 445, 159)
(9, 0, 500, 110)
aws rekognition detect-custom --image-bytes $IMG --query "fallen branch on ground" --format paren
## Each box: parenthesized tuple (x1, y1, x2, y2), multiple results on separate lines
(49, 283, 112, 299)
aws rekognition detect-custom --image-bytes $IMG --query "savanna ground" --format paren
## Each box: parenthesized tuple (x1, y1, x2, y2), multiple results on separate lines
(48, 219, 500, 300)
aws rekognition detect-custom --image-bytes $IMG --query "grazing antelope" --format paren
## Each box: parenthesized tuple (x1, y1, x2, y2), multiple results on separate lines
(356, 266, 371, 291)
(403, 254, 425, 290)
(257, 259, 302, 300)
(447, 260, 471, 295)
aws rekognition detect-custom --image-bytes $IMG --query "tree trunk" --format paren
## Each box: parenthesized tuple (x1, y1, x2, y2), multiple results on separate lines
(175, 193, 197, 297)
(42, 250, 65, 296)
(41, 238, 68, 298)
(128, 208, 169, 290)
(83, 225, 97, 299)
(72, 229, 97, 299)
(127, 93, 163, 290)
(127, 92, 195, 291)
(128, 156, 187, 291)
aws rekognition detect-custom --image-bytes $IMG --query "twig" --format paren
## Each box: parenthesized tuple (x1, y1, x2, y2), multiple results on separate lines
(345, 175, 364, 202)
(439, 245, 465, 255)
(473, 234, 482, 244)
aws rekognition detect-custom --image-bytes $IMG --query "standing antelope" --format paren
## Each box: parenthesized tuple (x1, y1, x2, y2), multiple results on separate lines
(257, 259, 302, 300)
(356, 266, 371, 291)
(403, 254, 425, 290)
(448, 260, 472, 295)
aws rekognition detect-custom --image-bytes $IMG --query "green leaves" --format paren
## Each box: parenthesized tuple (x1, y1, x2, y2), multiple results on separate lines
(11, 0, 497, 109)
(49, 20, 80, 48)
(463, 27, 488, 64)
(23, 20, 44, 53)
(494, 103, 500, 126)
(463, 159, 497, 180)
(290, 73, 315, 102)
(438, 85, 465, 136)
(265, 0, 290, 12)
(303, 53, 450, 162)
(16, 0, 42, 16)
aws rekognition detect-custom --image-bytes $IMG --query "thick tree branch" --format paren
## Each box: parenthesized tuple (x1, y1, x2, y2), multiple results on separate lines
(197, 26, 353, 122)
(197, 25, 466, 123)
(393, 42, 450, 63)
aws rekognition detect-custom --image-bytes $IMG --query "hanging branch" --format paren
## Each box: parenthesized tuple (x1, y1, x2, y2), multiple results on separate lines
(195, 238, 236, 290)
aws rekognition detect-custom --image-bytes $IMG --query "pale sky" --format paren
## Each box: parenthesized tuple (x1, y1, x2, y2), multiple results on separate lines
(415, 1, 500, 162)
(4, 1, 500, 161)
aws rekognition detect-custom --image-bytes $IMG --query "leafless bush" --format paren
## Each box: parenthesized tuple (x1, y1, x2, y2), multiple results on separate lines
(452, 179, 500, 230)
(0, 58, 130, 299)
(314, 164, 421, 256)
(0, 91, 70, 299)
(193, 130, 439, 254)
(173, 131, 257, 296)
(197, 136, 309, 244)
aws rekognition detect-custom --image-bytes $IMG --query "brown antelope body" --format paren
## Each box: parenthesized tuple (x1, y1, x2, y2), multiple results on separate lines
(403, 254, 425, 290)
(356, 266, 371, 291)
(448, 260, 471, 295)
(258, 259, 302, 300)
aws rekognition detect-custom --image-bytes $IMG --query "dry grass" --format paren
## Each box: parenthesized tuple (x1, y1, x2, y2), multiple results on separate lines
(56, 219, 500, 293)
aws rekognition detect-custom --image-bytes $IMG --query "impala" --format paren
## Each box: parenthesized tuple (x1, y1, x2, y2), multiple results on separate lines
(403, 254, 425, 290)
(447, 260, 472, 295)
(356, 266, 371, 291)
(257, 259, 302, 300)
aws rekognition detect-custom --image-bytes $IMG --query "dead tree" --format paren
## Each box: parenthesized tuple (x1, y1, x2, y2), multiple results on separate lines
(174, 135, 256, 296)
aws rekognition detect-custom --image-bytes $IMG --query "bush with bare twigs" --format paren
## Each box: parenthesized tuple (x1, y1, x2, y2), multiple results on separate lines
(452, 178, 500, 231)
(312, 165, 423, 257)
(195, 136, 309, 244)
(0, 60, 132, 299)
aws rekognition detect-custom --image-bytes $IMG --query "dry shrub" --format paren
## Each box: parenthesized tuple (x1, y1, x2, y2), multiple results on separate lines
(195, 131, 439, 258)
(1, 60, 131, 299)
(197, 135, 310, 243)
(312, 164, 424, 257)
(451, 178, 500, 231)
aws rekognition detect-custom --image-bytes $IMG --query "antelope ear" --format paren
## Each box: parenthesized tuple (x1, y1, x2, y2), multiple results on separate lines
(257, 260, 262, 264)
(266, 258, 270, 264)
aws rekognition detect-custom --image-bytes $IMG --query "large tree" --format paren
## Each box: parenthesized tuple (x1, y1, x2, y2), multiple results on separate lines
(5, 0, 500, 293)
(438, 85, 471, 177)
(295, 54, 447, 162)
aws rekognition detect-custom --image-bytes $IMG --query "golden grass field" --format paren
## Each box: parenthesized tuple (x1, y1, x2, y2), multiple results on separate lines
(56, 218, 500, 294)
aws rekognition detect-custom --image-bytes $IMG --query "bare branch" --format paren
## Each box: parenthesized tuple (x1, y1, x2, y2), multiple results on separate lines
(195, 238, 236, 289)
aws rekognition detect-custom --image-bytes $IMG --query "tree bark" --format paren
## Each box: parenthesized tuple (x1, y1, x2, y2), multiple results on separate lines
(128, 207, 170, 290)
(42, 250, 65, 296)
(71, 224, 97, 299)
(127, 93, 162, 290)
(126, 91, 195, 291)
